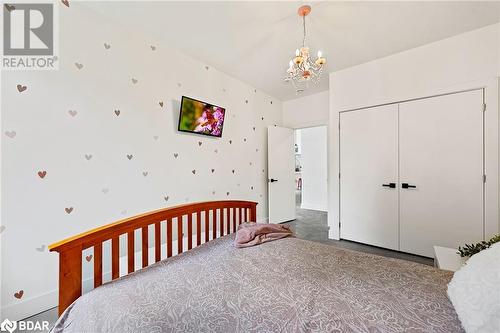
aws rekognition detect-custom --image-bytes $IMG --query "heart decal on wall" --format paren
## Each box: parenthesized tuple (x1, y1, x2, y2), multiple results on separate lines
(68, 110, 77, 117)
(142, 171, 148, 177)
(251, 186, 254, 190)
(253, 127, 256, 131)
(14, 290, 24, 299)
(127, 154, 133, 160)
(75, 63, 83, 70)
(104, 43, 111, 49)
(192, 170, 196, 175)
(131, 78, 138, 84)
(5, 131, 17, 138)
(232, 170, 235, 174)
(114, 110, 120, 116)
(214, 149, 218, 154)
(85, 255, 93, 262)
(153, 135, 159, 140)
(245, 100, 248, 104)
(150, 45, 156, 51)
(164, 196, 169, 202)
(211, 169, 215, 173)
(159, 101, 163, 107)
(244, 138, 247, 142)
(226, 192, 230, 196)
(212, 191, 216, 195)
(17, 84, 27, 92)
(177, 83, 182, 87)
(261, 117, 264, 121)
(205, 66, 209, 70)
(65, 207, 74, 214)
(102, 188, 109, 194)
(173, 153, 178, 158)
(36, 245, 46, 252)
(61, 0, 69, 7)
(85, 154, 93, 160)
(198, 141, 202, 146)
(37, 171, 47, 179)
(229, 140, 232, 144)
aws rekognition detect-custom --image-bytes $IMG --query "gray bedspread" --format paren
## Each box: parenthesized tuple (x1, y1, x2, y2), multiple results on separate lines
(51, 236, 463, 333)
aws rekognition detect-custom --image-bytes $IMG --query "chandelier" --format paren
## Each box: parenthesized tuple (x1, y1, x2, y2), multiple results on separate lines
(284, 5, 326, 93)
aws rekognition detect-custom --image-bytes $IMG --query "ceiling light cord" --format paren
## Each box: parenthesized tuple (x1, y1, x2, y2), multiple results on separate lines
(302, 15, 306, 47)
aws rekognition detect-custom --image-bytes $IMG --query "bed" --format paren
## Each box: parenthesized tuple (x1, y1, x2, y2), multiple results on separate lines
(49, 200, 463, 332)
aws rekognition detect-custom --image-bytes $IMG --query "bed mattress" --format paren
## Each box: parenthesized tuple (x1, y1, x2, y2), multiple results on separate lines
(51, 236, 463, 332)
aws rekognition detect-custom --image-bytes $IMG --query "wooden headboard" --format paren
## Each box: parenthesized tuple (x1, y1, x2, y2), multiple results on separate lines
(49, 200, 257, 315)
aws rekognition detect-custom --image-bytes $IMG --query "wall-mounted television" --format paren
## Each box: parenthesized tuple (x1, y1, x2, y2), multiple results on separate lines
(178, 96, 226, 138)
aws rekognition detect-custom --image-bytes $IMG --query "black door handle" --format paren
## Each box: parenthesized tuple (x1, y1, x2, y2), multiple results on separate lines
(382, 183, 396, 188)
(402, 183, 416, 189)
(269, 178, 278, 183)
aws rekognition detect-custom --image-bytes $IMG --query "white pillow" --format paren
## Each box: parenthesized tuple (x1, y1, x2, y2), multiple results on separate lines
(447, 242, 500, 333)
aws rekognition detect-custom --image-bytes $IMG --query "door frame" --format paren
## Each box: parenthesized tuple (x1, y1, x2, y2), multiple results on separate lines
(331, 78, 499, 241)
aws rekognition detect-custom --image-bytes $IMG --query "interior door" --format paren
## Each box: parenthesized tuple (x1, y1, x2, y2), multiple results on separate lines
(268, 126, 296, 223)
(399, 89, 484, 257)
(340, 105, 399, 250)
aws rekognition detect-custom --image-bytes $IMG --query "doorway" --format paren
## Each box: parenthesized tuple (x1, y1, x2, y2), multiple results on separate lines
(294, 126, 328, 214)
(267, 125, 328, 225)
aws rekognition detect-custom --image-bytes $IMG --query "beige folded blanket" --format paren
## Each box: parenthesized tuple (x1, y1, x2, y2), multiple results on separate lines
(234, 222, 293, 248)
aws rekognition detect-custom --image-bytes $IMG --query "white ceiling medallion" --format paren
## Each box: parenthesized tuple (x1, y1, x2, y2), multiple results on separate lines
(284, 5, 326, 94)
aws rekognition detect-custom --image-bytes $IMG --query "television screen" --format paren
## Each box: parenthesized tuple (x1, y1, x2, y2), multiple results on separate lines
(178, 96, 226, 137)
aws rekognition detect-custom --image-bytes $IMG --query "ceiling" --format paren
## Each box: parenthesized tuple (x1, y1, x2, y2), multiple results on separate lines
(84, 1, 500, 101)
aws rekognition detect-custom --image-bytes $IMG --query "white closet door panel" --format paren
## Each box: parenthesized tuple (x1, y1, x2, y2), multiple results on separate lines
(399, 90, 483, 257)
(340, 105, 399, 250)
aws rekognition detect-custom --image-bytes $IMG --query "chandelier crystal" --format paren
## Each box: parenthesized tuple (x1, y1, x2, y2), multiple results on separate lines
(284, 5, 326, 93)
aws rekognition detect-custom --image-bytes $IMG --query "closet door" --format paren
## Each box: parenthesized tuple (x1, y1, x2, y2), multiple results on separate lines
(340, 105, 399, 250)
(399, 90, 484, 257)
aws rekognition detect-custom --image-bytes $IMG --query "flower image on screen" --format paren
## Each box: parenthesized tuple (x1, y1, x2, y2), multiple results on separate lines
(178, 96, 226, 137)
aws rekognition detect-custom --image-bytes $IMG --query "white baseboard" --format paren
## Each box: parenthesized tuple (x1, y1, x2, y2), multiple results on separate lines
(1, 289, 57, 321)
(328, 228, 340, 240)
(300, 202, 327, 212)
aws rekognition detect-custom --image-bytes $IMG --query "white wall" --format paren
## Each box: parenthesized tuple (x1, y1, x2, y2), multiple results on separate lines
(283, 91, 329, 128)
(329, 23, 500, 240)
(0, 3, 282, 320)
(299, 126, 328, 212)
